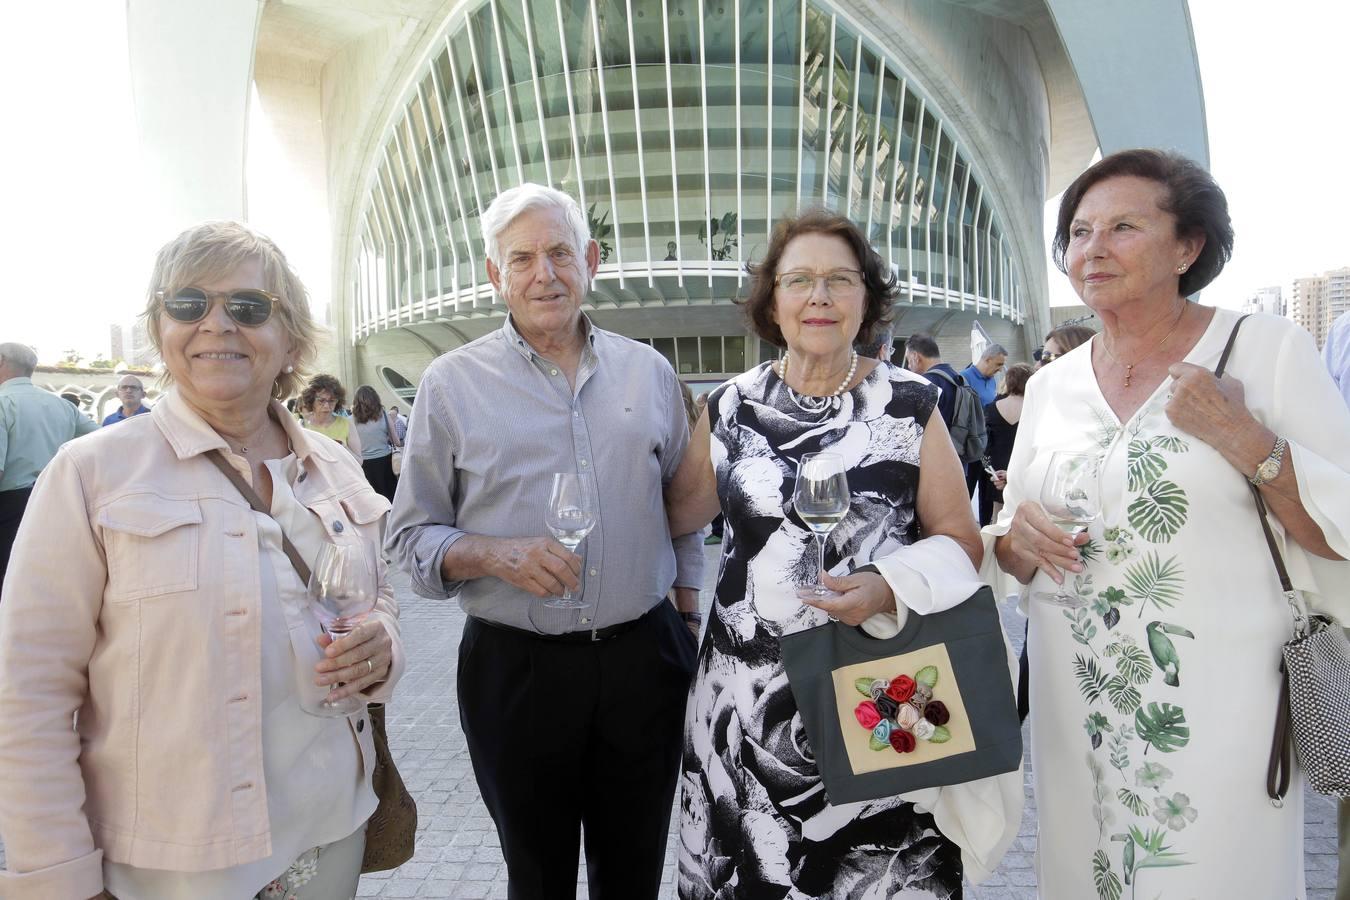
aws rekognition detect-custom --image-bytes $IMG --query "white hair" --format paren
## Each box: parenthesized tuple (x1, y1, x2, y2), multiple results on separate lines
(0, 343, 38, 376)
(981, 343, 1008, 360)
(479, 184, 591, 266)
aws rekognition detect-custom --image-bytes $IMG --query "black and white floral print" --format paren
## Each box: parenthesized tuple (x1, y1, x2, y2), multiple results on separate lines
(678, 362, 963, 899)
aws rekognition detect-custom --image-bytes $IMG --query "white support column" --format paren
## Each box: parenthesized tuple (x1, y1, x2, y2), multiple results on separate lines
(127, 0, 259, 233)
(624, 0, 654, 285)
(417, 81, 460, 306)
(661, 0, 684, 288)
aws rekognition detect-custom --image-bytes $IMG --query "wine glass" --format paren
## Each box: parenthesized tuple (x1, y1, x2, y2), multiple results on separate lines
(793, 452, 850, 601)
(1032, 450, 1101, 608)
(544, 472, 596, 610)
(305, 541, 378, 717)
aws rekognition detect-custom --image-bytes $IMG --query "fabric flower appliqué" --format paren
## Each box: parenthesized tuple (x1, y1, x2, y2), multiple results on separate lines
(852, 665, 951, 753)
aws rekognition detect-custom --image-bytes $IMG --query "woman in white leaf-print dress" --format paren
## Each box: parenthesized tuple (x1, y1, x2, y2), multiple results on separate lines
(988, 150, 1350, 899)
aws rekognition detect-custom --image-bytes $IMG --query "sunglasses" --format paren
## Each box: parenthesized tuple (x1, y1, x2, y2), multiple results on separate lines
(157, 287, 281, 327)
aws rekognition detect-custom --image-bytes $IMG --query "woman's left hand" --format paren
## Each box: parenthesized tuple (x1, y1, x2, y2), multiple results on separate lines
(799, 570, 896, 626)
(315, 618, 394, 699)
(1164, 362, 1258, 447)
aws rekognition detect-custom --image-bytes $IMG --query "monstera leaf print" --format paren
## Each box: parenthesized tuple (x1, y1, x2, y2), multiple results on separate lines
(1093, 849, 1123, 900)
(1118, 787, 1150, 817)
(1135, 702, 1190, 754)
(1106, 676, 1143, 715)
(1124, 553, 1185, 616)
(1111, 643, 1154, 685)
(1126, 439, 1168, 492)
(1127, 479, 1189, 543)
(1152, 435, 1190, 453)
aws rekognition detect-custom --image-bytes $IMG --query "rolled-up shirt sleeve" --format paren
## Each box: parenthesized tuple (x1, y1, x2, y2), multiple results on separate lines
(384, 368, 468, 598)
(657, 368, 704, 590)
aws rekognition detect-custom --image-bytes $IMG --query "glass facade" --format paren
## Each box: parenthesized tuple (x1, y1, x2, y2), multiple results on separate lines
(350, 0, 1026, 342)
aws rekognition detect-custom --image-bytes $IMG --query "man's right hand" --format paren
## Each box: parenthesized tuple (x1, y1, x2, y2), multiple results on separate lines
(484, 537, 582, 598)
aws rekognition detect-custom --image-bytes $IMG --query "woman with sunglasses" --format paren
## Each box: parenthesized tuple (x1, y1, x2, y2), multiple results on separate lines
(0, 221, 404, 899)
(300, 374, 362, 459)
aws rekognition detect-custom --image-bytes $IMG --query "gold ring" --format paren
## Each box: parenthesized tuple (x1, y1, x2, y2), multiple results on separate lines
(366, 659, 374, 676)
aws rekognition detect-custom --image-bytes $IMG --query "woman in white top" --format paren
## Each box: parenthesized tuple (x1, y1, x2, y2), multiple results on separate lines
(988, 149, 1350, 898)
(0, 221, 404, 900)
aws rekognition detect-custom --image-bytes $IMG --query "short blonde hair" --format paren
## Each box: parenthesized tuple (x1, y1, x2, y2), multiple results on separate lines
(141, 221, 321, 400)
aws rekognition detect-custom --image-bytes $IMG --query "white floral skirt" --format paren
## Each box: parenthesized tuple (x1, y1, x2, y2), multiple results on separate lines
(255, 826, 365, 900)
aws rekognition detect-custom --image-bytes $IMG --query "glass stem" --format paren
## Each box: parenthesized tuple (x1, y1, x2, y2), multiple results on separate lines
(816, 533, 826, 584)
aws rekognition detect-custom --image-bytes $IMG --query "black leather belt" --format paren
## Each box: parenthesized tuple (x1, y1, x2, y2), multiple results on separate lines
(473, 603, 657, 643)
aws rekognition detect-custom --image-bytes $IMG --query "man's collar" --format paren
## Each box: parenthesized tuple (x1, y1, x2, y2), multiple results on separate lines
(0, 376, 32, 391)
(151, 389, 340, 465)
(501, 313, 598, 361)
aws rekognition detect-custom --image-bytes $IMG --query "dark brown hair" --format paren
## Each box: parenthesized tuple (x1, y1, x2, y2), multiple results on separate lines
(1052, 149, 1233, 296)
(1000, 363, 1033, 397)
(742, 209, 896, 349)
(352, 385, 384, 424)
(300, 374, 346, 413)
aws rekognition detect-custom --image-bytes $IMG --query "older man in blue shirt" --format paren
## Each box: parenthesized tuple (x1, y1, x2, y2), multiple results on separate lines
(386, 184, 702, 899)
(959, 343, 1007, 407)
(0, 343, 97, 595)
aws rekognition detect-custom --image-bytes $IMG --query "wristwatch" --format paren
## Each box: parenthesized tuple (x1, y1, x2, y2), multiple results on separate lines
(1249, 436, 1288, 486)
(679, 610, 703, 624)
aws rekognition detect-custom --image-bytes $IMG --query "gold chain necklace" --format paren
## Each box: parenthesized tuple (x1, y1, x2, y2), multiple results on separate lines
(1099, 303, 1188, 388)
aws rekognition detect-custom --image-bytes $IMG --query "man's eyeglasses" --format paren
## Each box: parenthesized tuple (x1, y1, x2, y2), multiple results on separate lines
(156, 287, 281, 327)
(117, 385, 143, 393)
(774, 269, 864, 298)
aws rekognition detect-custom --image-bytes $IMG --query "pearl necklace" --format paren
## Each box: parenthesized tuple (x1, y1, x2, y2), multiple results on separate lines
(777, 350, 858, 412)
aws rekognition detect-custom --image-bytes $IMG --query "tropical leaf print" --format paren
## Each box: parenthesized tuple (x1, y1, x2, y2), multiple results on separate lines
(1074, 654, 1109, 704)
(1106, 676, 1143, 715)
(1135, 703, 1190, 754)
(1093, 849, 1123, 900)
(1127, 479, 1189, 543)
(1124, 553, 1185, 615)
(1085, 711, 1114, 749)
(1112, 643, 1154, 685)
(1109, 727, 1133, 774)
(1065, 607, 1098, 649)
(1126, 439, 1168, 492)
(1118, 787, 1150, 817)
(1091, 406, 1121, 449)
(1152, 435, 1190, 453)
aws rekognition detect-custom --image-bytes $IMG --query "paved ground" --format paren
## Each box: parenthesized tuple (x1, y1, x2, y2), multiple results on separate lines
(0, 544, 1340, 897)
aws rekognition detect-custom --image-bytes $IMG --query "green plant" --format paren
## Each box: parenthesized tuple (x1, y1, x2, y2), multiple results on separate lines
(698, 211, 739, 261)
(587, 203, 614, 263)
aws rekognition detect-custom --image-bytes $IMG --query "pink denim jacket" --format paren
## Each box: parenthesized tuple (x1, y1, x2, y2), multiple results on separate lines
(0, 392, 404, 899)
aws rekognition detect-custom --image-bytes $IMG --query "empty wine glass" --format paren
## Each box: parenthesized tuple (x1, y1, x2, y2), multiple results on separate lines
(545, 472, 597, 610)
(793, 452, 850, 601)
(305, 540, 378, 717)
(1032, 450, 1101, 609)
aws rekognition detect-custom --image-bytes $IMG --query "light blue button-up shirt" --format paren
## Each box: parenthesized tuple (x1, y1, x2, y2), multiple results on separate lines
(385, 315, 703, 634)
(0, 377, 97, 492)
(1324, 311, 1350, 410)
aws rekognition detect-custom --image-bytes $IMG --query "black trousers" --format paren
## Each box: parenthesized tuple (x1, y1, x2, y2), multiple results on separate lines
(361, 453, 398, 502)
(458, 601, 697, 900)
(0, 487, 32, 601)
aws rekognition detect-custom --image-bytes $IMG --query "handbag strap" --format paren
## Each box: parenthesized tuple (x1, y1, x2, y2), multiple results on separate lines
(1267, 660, 1293, 803)
(205, 449, 312, 585)
(1219, 316, 1303, 803)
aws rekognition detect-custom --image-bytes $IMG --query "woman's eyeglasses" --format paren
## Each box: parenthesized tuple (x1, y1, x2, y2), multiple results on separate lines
(774, 269, 863, 298)
(156, 287, 281, 327)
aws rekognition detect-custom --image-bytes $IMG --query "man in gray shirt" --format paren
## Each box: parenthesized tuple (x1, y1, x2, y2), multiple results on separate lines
(386, 184, 702, 899)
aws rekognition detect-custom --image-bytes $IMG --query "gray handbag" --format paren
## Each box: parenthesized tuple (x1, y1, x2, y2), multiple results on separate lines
(780, 584, 1022, 805)
(1212, 317, 1350, 803)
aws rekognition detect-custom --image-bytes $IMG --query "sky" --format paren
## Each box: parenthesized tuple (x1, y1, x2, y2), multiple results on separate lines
(2, 1, 1346, 362)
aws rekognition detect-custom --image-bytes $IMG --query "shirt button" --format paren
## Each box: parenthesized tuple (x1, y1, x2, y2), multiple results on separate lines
(580, 617, 590, 624)
(333, 521, 345, 533)
(580, 459, 588, 467)
(589, 569, 597, 577)
(356, 719, 365, 733)
(550, 368, 559, 376)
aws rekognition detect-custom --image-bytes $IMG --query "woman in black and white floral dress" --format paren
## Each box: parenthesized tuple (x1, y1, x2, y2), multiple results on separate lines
(666, 210, 986, 898)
